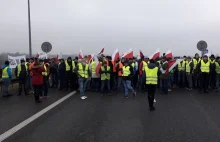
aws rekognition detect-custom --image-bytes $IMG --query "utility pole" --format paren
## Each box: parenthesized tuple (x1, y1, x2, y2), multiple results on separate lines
(28, 0, 32, 57)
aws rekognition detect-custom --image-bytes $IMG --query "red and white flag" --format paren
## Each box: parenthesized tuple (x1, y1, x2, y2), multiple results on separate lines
(165, 49, 173, 59)
(55, 55, 59, 63)
(140, 50, 144, 58)
(122, 48, 133, 59)
(98, 48, 104, 55)
(87, 54, 94, 64)
(168, 59, 183, 73)
(112, 48, 120, 62)
(150, 48, 160, 60)
(36, 52, 40, 58)
(78, 49, 84, 59)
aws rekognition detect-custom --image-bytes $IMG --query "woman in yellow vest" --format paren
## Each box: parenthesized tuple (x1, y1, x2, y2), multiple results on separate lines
(99, 62, 111, 96)
(1, 61, 13, 97)
(143, 59, 158, 111)
(15, 59, 28, 96)
(74, 59, 91, 100)
(122, 60, 136, 98)
(196, 55, 210, 93)
(185, 57, 194, 90)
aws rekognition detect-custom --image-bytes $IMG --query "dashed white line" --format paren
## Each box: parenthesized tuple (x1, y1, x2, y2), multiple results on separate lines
(0, 91, 76, 142)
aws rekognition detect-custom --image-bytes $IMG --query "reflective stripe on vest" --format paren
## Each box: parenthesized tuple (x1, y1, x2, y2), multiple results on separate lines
(122, 66, 131, 76)
(178, 61, 185, 71)
(65, 61, 75, 72)
(78, 63, 89, 78)
(142, 61, 148, 71)
(145, 66, 158, 85)
(42, 65, 48, 76)
(2, 67, 9, 78)
(17, 64, 28, 76)
(215, 62, 220, 74)
(185, 61, 192, 73)
(200, 60, 210, 73)
(101, 66, 110, 80)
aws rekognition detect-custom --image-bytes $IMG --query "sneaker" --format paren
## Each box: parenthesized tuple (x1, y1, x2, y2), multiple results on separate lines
(154, 99, 156, 103)
(124, 96, 128, 99)
(81, 96, 86, 100)
(168, 89, 171, 92)
(133, 92, 137, 97)
(149, 107, 156, 111)
(84, 96, 88, 99)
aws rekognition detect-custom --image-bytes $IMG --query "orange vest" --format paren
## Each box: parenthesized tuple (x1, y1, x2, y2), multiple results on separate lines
(112, 61, 116, 73)
(118, 62, 123, 76)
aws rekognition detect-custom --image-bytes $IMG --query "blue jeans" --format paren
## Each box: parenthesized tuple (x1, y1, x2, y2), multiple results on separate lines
(26, 75, 32, 90)
(117, 77, 123, 92)
(216, 74, 220, 89)
(51, 72, 58, 88)
(78, 78, 88, 97)
(2, 79, 10, 96)
(101, 80, 110, 93)
(169, 73, 174, 88)
(160, 79, 168, 94)
(178, 71, 185, 86)
(123, 80, 135, 97)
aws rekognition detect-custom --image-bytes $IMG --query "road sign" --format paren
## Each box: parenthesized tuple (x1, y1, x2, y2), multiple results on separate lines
(197, 40, 207, 51)
(41, 42, 52, 53)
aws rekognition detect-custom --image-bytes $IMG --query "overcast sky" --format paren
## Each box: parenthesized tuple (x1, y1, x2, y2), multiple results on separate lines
(1, 0, 220, 56)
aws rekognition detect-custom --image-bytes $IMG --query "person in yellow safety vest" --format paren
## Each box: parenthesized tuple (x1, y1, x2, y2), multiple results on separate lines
(74, 59, 91, 100)
(192, 53, 201, 88)
(90, 58, 99, 92)
(99, 61, 111, 96)
(117, 58, 125, 92)
(15, 59, 29, 96)
(143, 59, 158, 111)
(215, 57, 220, 91)
(122, 59, 136, 98)
(209, 54, 217, 90)
(41, 59, 49, 98)
(65, 57, 76, 91)
(185, 57, 194, 90)
(177, 59, 186, 88)
(1, 61, 13, 98)
(196, 55, 211, 93)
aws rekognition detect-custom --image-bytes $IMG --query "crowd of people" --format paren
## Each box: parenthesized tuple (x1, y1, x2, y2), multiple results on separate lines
(1, 53, 220, 111)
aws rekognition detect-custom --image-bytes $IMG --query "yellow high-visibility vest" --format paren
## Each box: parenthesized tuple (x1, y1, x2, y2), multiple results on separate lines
(65, 61, 75, 72)
(17, 64, 28, 76)
(131, 63, 135, 68)
(91, 61, 96, 74)
(186, 61, 192, 73)
(122, 66, 131, 76)
(193, 58, 200, 70)
(200, 60, 210, 73)
(100, 66, 110, 80)
(78, 63, 89, 78)
(145, 66, 158, 85)
(142, 61, 149, 71)
(178, 61, 185, 71)
(2, 67, 9, 78)
(215, 62, 220, 74)
(42, 65, 48, 76)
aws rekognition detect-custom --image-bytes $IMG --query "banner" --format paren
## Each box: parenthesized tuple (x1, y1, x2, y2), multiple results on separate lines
(38, 54, 48, 59)
(8, 55, 26, 68)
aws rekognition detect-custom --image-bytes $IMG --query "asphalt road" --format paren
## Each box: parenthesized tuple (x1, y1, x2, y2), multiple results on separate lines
(1, 88, 220, 142)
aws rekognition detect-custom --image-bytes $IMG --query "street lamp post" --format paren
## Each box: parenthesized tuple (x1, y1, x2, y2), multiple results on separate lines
(28, 0, 32, 57)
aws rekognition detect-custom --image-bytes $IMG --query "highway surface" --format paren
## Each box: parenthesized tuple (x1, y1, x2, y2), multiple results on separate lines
(1, 88, 220, 142)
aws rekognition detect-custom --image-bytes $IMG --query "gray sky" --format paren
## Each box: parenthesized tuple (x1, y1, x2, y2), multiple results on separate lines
(1, 0, 220, 56)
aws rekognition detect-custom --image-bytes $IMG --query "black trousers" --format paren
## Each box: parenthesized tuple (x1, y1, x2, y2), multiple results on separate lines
(146, 84, 156, 108)
(200, 73, 210, 92)
(210, 72, 216, 89)
(43, 76, 48, 96)
(33, 85, 42, 101)
(59, 72, 65, 90)
(19, 78, 27, 95)
(65, 72, 73, 90)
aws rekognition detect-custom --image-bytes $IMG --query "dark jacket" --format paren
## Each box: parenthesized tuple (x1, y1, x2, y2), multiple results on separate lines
(15, 64, 27, 79)
(159, 61, 169, 79)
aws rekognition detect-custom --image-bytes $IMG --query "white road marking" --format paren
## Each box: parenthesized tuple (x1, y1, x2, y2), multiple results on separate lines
(0, 91, 76, 142)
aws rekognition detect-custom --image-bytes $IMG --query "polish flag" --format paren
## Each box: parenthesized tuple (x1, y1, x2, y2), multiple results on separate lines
(150, 49, 160, 60)
(58, 52, 63, 59)
(167, 59, 183, 73)
(98, 48, 104, 55)
(35, 53, 40, 58)
(112, 48, 120, 62)
(55, 55, 59, 63)
(140, 50, 144, 58)
(87, 54, 94, 64)
(78, 49, 84, 59)
(122, 48, 133, 59)
(165, 49, 173, 59)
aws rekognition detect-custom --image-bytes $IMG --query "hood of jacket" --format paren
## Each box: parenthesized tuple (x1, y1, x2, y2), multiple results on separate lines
(147, 63, 157, 69)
